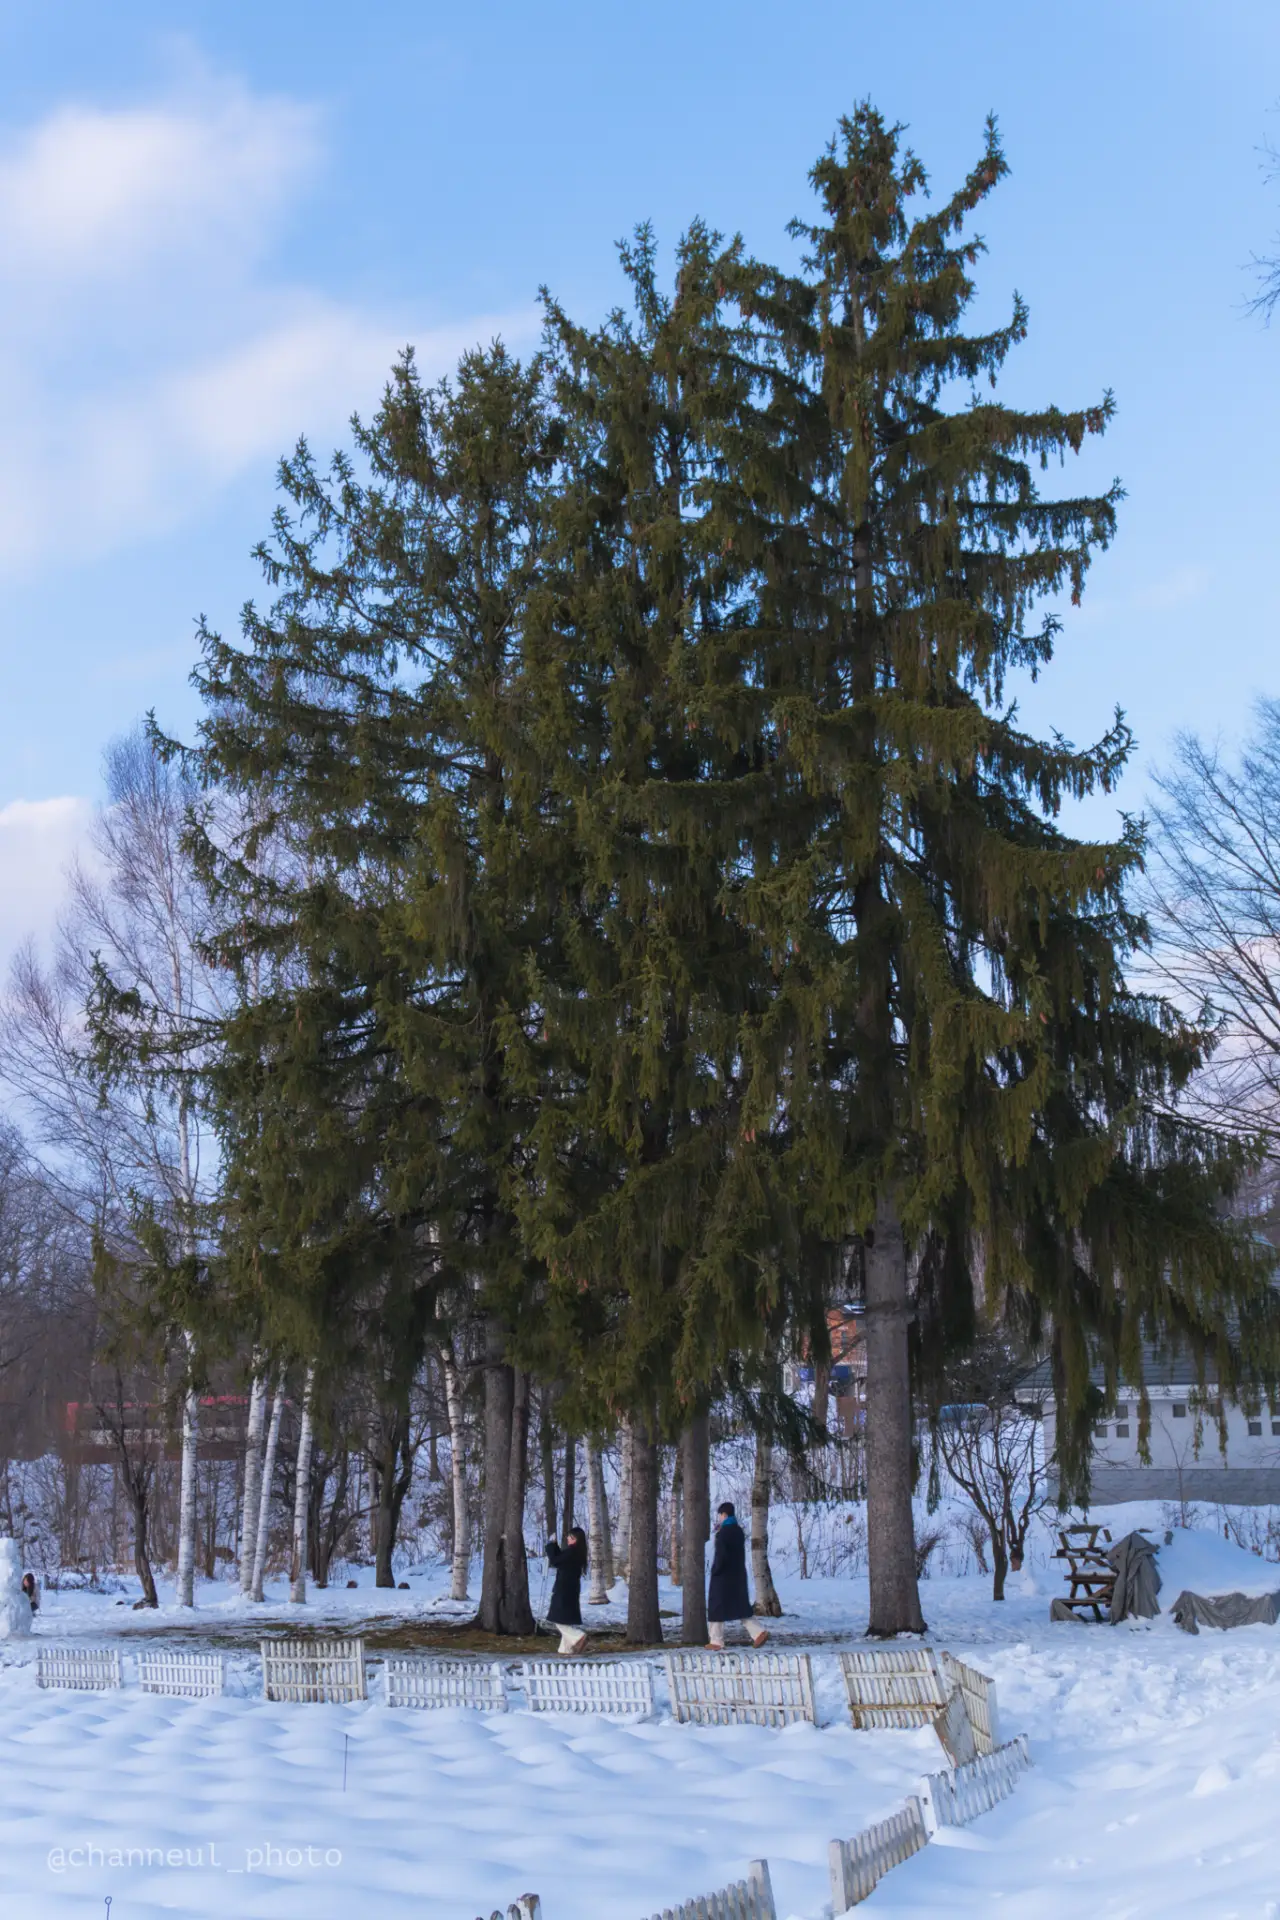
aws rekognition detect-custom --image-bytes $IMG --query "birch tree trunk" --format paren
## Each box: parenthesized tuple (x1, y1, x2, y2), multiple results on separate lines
(289, 1365, 316, 1605)
(250, 1372, 284, 1602)
(750, 1431, 783, 1616)
(439, 1343, 471, 1601)
(238, 1367, 268, 1596)
(584, 1439, 613, 1604)
(614, 1420, 633, 1582)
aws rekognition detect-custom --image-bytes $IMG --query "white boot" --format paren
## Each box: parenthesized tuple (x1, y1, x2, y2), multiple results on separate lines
(557, 1625, 588, 1656)
(706, 1620, 725, 1650)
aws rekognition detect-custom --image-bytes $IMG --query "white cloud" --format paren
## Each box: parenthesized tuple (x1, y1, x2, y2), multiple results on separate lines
(0, 797, 92, 976)
(0, 83, 318, 284)
(0, 71, 533, 575)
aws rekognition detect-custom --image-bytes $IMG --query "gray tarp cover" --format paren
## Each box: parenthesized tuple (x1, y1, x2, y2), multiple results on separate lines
(1170, 1588, 1280, 1635)
(1107, 1531, 1162, 1622)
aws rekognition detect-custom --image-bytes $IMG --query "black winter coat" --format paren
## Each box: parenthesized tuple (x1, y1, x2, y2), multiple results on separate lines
(545, 1537, 587, 1626)
(707, 1517, 752, 1622)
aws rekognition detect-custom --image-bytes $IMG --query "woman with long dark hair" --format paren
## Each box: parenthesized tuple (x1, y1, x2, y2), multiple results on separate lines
(545, 1524, 589, 1655)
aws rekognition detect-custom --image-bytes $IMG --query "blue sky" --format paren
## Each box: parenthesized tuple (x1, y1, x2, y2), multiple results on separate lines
(2, 0, 1279, 967)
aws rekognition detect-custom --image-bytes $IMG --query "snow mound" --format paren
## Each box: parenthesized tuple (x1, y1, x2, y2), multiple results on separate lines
(1158, 1526, 1278, 1598)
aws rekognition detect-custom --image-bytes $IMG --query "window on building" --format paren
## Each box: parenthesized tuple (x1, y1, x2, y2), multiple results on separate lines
(1249, 1421, 1263, 1437)
(1272, 1420, 1280, 1437)
(1208, 1399, 1223, 1417)
(1094, 1424, 1109, 1439)
(1172, 1403, 1187, 1418)
(1115, 1424, 1130, 1438)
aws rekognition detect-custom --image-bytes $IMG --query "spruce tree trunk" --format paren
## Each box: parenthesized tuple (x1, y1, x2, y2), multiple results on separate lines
(864, 1193, 926, 1635)
(372, 1410, 407, 1589)
(132, 1483, 158, 1608)
(668, 1447, 683, 1584)
(175, 1368, 199, 1608)
(439, 1343, 471, 1601)
(751, 1433, 782, 1616)
(478, 1333, 534, 1635)
(680, 1410, 710, 1645)
(479, 1330, 514, 1632)
(539, 1388, 557, 1543)
(625, 1418, 662, 1645)
(584, 1438, 613, 1603)
(238, 1367, 267, 1597)
(500, 1368, 534, 1634)
(250, 1373, 284, 1602)
(289, 1365, 316, 1605)
(562, 1431, 576, 1533)
(614, 1421, 632, 1581)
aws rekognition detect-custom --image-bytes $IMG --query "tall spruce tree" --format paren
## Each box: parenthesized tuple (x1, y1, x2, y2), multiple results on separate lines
(187, 344, 559, 1632)
(723, 107, 1277, 1634)
(518, 227, 832, 1641)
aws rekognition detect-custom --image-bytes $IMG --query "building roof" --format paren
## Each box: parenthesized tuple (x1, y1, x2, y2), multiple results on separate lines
(1017, 1341, 1220, 1399)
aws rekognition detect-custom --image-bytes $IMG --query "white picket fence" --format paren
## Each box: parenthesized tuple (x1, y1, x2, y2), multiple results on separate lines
(522, 1659, 654, 1717)
(938, 1651, 999, 1755)
(386, 1656, 507, 1712)
(261, 1637, 366, 1703)
(838, 1648, 950, 1729)
(664, 1651, 815, 1728)
(641, 1857, 776, 1920)
(917, 1735, 1031, 1831)
(932, 1684, 977, 1767)
(473, 1897, 541, 1920)
(137, 1650, 225, 1698)
(36, 1647, 122, 1691)
(828, 1799, 929, 1912)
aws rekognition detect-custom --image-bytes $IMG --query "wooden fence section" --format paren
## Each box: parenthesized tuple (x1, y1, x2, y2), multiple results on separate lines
(137, 1650, 225, 1698)
(828, 1800, 928, 1913)
(839, 1648, 949, 1729)
(472, 1898, 541, 1920)
(641, 1857, 776, 1920)
(386, 1656, 507, 1712)
(939, 1652, 999, 1755)
(36, 1647, 122, 1691)
(931, 1684, 977, 1768)
(664, 1652, 815, 1728)
(917, 1734, 1031, 1831)
(521, 1659, 654, 1717)
(261, 1637, 366, 1703)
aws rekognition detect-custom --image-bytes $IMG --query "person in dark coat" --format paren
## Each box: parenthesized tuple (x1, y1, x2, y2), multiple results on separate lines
(706, 1502, 768, 1650)
(545, 1525, 588, 1654)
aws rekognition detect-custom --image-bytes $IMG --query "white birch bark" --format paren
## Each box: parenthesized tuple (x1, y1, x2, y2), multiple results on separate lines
(238, 1366, 268, 1596)
(614, 1421, 632, 1581)
(438, 1342, 471, 1601)
(290, 1365, 316, 1604)
(585, 1438, 614, 1603)
(250, 1371, 285, 1602)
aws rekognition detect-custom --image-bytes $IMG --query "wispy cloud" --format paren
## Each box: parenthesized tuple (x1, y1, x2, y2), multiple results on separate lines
(0, 69, 533, 576)
(0, 797, 92, 976)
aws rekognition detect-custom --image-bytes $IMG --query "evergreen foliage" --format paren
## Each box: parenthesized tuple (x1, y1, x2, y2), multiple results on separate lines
(143, 103, 1279, 1634)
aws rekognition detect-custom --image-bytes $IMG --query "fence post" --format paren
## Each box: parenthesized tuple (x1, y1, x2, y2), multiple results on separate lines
(748, 1859, 776, 1920)
(829, 1837, 856, 1915)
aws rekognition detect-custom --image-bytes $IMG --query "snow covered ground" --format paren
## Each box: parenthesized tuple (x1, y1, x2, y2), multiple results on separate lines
(4, 1509, 1280, 1917)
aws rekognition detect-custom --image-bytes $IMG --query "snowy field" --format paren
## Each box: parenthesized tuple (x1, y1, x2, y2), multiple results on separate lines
(4, 1510, 1280, 1917)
